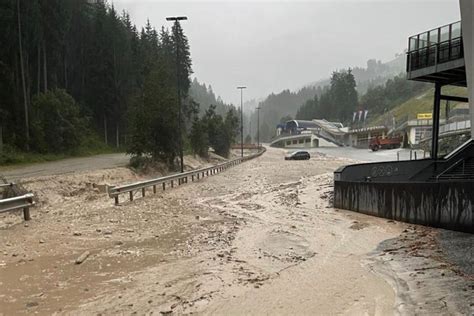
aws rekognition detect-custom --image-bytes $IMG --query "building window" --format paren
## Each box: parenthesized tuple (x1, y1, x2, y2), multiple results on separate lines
(299, 139, 304, 144)
(286, 141, 291, 146)
(293, 140, 297, 144)
(305, 138, 311, 143)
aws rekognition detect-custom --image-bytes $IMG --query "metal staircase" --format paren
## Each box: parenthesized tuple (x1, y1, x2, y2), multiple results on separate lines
(312, 119, 345, 146)
(435, 157, 474, 180)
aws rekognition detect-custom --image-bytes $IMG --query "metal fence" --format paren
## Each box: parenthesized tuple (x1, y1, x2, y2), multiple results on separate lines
(439, 120, 471, 135)
(108, 148, 266, 205)
(0, 193, 35, 221)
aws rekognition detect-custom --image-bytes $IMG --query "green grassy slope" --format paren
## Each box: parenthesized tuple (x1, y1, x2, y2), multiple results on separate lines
(369, 85, 468, 126)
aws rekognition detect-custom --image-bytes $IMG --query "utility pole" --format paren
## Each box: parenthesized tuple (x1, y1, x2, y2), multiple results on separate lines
(237, 86, 246, 157)
(256, 106, 261, 149)
(166, 16, 187, 172)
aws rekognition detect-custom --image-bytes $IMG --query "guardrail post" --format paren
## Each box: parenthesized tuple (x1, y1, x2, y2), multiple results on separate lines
(108, 148, 265, 205)
(23, 207, 30, 221)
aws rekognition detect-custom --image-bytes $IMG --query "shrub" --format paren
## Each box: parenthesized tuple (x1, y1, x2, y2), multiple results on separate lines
(30, 89, 88, 154)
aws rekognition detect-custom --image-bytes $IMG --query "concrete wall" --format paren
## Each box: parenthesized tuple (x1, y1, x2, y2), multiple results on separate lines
(334, 159, 433, 182)
(460, 0, 474, 137)
(334, 181, 473, 233)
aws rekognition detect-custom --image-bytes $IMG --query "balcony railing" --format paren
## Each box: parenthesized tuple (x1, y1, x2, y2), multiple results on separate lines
(407, 21, 463, 72)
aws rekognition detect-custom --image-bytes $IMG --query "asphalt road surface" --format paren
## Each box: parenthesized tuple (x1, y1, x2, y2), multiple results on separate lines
(0, 153, 130, 181)
(306, 147, 427, 162)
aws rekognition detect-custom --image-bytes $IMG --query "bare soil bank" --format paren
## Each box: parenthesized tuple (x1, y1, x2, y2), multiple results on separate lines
(0, 147, 472, 315)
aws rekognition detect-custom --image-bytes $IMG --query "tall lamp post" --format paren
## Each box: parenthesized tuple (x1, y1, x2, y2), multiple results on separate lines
(166, 15, 187, 173)
(237, 86, 246, 157)
(256, 106, 261, 149)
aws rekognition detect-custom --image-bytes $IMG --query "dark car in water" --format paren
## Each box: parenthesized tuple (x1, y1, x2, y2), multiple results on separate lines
(285, 150, 311, 160)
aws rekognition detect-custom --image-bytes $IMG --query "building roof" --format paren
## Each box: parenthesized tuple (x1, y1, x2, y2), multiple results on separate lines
(285, 120, 320, 130)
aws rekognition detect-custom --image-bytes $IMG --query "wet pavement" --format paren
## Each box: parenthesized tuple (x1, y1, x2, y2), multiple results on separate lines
(305, 146, 426, 162)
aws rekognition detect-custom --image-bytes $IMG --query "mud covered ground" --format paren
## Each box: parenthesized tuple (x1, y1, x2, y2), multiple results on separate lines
(0, 147, 472, 315)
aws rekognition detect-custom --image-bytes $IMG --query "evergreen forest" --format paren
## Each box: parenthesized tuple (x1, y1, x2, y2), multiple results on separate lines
(0, 0, 239, 165)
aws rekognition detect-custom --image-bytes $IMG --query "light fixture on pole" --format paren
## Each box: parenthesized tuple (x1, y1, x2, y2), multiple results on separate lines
(166, 16, 188, 173)
(237, 86, 247, 157)
(256, 106, 261, 149)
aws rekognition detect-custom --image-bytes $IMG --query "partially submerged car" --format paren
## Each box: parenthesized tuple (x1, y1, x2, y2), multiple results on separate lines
(285, 150, 311, 160)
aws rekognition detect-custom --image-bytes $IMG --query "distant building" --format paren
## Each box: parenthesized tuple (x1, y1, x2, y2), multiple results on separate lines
(270, 119, 347, 148)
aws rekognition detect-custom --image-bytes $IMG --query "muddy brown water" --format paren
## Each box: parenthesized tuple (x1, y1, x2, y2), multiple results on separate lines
(0, 147, 472, 315)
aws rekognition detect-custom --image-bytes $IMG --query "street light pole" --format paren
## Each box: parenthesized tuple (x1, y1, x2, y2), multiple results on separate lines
(256, 106, 261, 149)
(166, 16, 187, 173)
(237, 86, 246, 157)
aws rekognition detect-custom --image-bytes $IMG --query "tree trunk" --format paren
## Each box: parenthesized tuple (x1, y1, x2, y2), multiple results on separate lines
(116, 123, 119, 148)
(81, 44, 85, 102)
(43, 40, 47, 92)
(37, 44, 41, 95)
(104, 115, 108, 145)
(64, 53, 68, 89)
(0, 125, 3, 153)
(17, 0, 29, 151)
(25, 51, 31, 114)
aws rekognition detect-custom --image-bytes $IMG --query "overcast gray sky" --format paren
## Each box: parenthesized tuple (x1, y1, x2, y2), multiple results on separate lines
(112, 0, 460, 105)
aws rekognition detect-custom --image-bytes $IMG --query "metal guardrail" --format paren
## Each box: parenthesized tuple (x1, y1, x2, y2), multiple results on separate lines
(108, 148, 266, 205)
(0, 193, 35, 221)
(439, 120, 471, 135)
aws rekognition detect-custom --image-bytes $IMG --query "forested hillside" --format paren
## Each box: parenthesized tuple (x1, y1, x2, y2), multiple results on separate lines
(296, 74, 430, 125)
(189, 78, 233, 117)
(0, 0, 238, 165)
(296, 70, 358, 123)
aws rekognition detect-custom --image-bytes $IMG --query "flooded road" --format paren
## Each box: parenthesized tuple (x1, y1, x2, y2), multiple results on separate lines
(0, 147, 472, 315)
(306, 146, 427, 162)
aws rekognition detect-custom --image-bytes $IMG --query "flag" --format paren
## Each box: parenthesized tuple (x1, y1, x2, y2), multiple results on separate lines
(364, 110, 369, 121)
(353, 112, 357, 122)
(358, 110, 363, 121)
